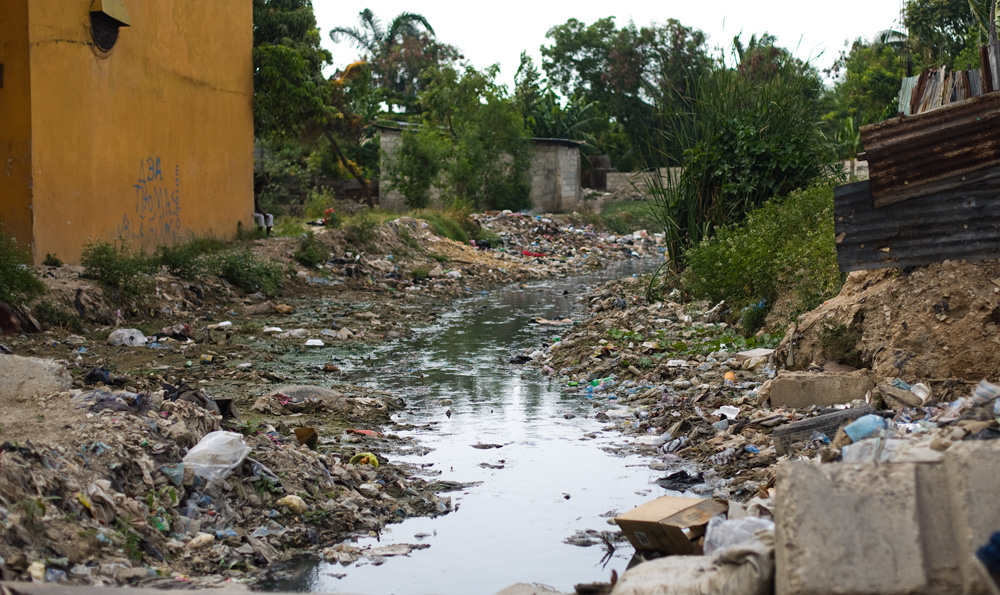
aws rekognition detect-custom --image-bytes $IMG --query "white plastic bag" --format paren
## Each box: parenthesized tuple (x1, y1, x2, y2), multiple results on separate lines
(182, 431, 251, 482)
(107, 328, 147, 347)
(703, 516, 775, 556)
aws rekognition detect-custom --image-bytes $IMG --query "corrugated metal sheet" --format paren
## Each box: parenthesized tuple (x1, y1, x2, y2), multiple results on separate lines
(898, 67, 982, 116)
(981, 41, 1000, 93)
(834, 173, 1000, 271)
(859, 91, 1000, 208)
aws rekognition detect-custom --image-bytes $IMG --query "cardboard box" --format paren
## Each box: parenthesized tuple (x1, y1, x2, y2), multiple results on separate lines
(614, 496, 728, 555)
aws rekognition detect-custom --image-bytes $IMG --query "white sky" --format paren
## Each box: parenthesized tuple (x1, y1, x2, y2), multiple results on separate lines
(312, 1, 908, 89)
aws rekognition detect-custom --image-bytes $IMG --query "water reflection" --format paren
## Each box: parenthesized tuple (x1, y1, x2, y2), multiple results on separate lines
(266, 259, 669, 595)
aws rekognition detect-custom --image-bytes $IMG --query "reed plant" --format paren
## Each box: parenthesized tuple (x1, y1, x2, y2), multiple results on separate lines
(645, 44, 836, 268)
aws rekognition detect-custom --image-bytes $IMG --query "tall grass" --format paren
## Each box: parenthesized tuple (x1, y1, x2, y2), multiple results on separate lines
(645, 45, 836, 267)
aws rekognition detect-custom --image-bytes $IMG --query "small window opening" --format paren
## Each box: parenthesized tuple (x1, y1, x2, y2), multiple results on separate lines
(90, 11, 121, 52)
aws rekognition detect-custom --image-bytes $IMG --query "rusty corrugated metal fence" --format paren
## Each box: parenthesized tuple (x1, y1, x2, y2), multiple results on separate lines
(859, 92, 1000, 208)
(834, 171, 1000, 271)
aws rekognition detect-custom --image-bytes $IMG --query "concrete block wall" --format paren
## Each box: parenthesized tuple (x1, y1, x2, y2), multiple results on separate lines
(842, 160, 869, 179)
(604, 168, 682, 196)
(557, 145, 582, 212)
(380, 129, 581, 213)
(529, 144, 560, 212)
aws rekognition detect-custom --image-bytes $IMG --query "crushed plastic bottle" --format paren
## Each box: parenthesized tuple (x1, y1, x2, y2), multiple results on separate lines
(843, 414, 888, 442)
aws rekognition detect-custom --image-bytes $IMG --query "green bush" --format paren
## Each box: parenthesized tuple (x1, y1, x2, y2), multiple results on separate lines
(682, 183, 844, 332)
(80, 239, 152, 298)
(293, 232, 330, 268)
(386, 65, 533, 211)
(217, 250, 284, 297)
(0, 232, 45, 306)
(304, 188, 336, 220)
(42, 253, 63, 267)
(646, 41, 835, 265)
(343, 211, 379, 250)
(154, 237, 225, 279)
(34, 301, 82, 332)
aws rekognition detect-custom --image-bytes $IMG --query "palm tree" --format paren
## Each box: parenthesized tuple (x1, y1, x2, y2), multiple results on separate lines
(330, 9, 434, 59)
(330, 9, 436, 112)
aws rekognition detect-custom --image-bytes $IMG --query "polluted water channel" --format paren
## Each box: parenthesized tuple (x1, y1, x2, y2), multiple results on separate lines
(266, 258, 679, 595)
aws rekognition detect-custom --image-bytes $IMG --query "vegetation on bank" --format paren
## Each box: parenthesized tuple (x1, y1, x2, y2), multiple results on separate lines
(682, 183, 845, 335)
(0, 232, 44, 307)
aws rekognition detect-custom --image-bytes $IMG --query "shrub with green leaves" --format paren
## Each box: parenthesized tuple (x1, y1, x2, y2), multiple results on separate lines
(386, 64, 533, 211)
(154, 237, 224, 279)
(80, 239, 152, 298)
(682, 183, 844, 333)
(343, 211, 379, 250)
(293, 232, 330, 268)
(0, 232, 45, 306)
(34, 301, 82, 332)
(304, 188, 337, 220)
(646, 39, 836, 265)
(217, 250, 284, 297)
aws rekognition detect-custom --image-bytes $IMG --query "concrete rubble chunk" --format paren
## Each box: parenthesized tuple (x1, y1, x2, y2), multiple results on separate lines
(943, 440, 1000, 593)
(0, 354, 73, 400)
(776, 461, 927, 595)
(762, 370, 873, 409)
(776, 441, 1000, 594)
(879, 384, 924, 409)
(735, 348, 775, 363)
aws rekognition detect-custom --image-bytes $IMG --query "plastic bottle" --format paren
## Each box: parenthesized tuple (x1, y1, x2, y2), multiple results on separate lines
(843, 414, 888, 442)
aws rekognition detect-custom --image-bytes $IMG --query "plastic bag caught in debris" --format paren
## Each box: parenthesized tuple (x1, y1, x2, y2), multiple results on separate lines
(182, 431, 251, 482)
(613, 531, 775, 595)
(703, 516, 775, 556)
(107, 329, 147, 347)
(70, 389, 150, 413)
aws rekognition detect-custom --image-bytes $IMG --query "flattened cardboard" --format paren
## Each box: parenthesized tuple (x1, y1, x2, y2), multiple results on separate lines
(614, 496, 727, 555)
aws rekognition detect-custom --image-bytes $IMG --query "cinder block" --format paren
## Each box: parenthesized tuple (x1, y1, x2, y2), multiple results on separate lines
(943, 441, 1000, 593)
(765, 370, 873, 409)
(776, 461, 927, 595)
(914, 463, 963, 593)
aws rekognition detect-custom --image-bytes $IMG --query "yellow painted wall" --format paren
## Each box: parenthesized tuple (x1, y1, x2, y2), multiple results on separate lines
(0, 0, 34, 250)
(24, 0, 253, 264)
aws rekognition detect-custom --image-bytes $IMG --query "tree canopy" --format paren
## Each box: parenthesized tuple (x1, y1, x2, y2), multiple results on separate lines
(330, 9, 457, 113)
(540, 17, 712, 169)
(252, 0, 332, 143)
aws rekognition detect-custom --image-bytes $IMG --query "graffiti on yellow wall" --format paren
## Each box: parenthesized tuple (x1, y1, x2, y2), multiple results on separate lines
(125, 156, 182, 242)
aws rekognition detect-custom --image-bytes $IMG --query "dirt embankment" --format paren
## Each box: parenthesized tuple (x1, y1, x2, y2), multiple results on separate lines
(777, 259, 1000, 383)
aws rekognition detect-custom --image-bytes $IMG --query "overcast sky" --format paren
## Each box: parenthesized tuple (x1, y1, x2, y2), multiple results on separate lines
(312, 1, 907, 89)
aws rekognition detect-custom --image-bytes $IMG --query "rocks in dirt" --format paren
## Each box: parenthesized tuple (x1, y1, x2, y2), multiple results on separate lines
(251, 385, 402, 421)
(776, 259, 1000, 380)
(0, 354, 72, 400)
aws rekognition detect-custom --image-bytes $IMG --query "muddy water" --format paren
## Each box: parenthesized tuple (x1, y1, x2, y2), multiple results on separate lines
(270, 259, 674, 595)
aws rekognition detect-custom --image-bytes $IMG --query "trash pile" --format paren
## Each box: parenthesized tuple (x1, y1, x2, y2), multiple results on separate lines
(0, 357, 451, 588)
(509, 271, 1000, 595)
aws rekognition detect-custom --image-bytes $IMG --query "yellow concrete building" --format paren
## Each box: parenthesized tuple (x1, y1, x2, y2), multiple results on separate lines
(0, 0, 253, 264)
